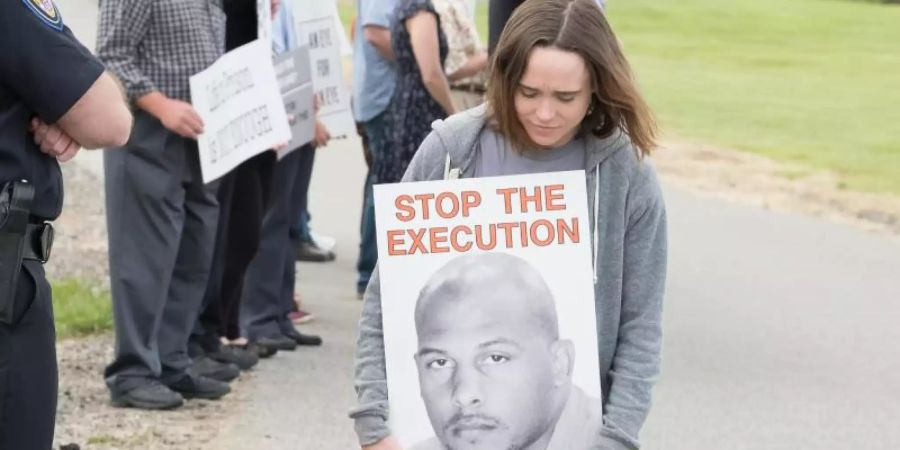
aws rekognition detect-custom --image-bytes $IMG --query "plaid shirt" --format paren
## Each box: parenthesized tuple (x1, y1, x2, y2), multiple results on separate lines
(97, 0, 227, 103)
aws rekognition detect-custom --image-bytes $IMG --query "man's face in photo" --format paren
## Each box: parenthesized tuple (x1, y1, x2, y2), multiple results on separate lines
(415, 279, 568, 450)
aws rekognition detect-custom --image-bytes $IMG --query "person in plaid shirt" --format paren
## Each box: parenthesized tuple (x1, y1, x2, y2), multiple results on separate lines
(97, 0, 231, 410)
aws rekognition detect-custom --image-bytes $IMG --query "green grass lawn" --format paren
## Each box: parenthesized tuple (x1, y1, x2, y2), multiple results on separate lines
(606, 0, 900, 194)
(52, 279, 112, 338)
(339, 0, 899, 194)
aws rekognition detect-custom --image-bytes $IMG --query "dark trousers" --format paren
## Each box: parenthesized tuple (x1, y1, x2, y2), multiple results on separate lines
(290, 146, 316, 244)
(489, 0, 525, 53)
(191, 152, 277, 355)
(356, 111, 392, 293)
(103, 112, 219, 394)
(241, 146, 315, 339)
(0, 261, 56, 450)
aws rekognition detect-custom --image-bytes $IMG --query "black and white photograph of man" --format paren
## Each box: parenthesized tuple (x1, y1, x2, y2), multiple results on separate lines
(410, 253, 602, 450)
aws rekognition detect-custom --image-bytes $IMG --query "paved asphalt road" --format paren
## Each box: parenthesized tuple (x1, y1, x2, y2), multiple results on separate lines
(59, 1, 900, 448)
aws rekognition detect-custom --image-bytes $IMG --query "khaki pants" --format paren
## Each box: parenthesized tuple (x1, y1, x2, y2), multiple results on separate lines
(450, 89, 484, 111)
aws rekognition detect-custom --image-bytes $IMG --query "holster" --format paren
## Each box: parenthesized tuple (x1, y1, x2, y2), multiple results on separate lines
(0, 180, 35, 324)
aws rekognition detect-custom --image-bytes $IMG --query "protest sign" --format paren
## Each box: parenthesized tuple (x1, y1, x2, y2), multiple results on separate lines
(374, 171, 602, 449)
(295, 7, 355, 137)
(274, 45, 315, 158)
(190, 39, 291, 183)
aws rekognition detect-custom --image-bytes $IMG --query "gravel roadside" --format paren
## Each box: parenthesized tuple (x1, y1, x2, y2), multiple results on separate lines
(47, 162, 247, 450)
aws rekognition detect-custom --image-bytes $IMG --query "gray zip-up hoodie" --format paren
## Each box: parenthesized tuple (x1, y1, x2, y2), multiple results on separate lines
(351, 105, 667, 450)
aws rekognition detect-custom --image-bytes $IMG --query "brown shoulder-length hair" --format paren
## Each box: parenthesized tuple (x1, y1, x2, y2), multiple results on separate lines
(486, 0, 657, 156)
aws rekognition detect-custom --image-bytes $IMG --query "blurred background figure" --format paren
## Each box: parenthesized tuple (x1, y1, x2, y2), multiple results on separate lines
(434, 0, 488, 110)
(240, 0, 326, 353)
(378, 0, 455, 184)
(352, 0, 399, 298)
(189, 0, 280, 384)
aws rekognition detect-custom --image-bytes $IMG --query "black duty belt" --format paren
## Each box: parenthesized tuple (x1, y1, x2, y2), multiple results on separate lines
(1, 179, 53, 323)
(24, 221, 54, 263)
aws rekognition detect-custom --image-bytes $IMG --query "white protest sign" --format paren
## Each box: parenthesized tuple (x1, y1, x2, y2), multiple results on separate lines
(274, 45, 315, 158)
(374, 171, 602, 449)
(294, 2, 355, 137)
(190, 39, 291, 183)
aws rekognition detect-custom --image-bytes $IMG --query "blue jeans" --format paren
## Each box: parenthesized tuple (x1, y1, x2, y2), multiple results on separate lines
(356, 110, 392, 292)
(297, 210, 312, 243)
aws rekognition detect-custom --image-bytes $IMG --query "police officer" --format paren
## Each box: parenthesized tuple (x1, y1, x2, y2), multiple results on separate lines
(0, 0, 133, 448)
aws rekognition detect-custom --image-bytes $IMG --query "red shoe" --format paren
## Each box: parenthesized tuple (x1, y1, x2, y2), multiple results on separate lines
(289, 309, 315, 324)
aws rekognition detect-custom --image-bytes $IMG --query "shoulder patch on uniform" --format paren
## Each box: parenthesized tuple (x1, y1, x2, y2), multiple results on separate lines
(21, 0, 64, 32)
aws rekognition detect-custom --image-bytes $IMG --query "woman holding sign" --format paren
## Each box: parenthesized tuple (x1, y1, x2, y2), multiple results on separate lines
(352, 1, 666, 449)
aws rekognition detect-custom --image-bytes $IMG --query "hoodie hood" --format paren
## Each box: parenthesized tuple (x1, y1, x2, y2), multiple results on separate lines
(429, 104, 632, 176)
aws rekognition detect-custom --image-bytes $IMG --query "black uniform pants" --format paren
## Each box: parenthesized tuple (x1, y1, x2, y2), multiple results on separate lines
(0, 260, 56, 450)
(191, 152, 276, 355)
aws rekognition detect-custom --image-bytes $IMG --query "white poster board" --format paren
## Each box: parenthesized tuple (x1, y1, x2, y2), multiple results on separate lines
(274, 45, 315, 157)
(374, 171, 602, 449)
(190, 39, 291, 183)
(294, 3, 355, 137)
(289, 0, 352, 56)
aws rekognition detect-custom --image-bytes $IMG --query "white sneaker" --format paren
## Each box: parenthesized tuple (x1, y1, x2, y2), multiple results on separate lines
(309, 230, 336, 252)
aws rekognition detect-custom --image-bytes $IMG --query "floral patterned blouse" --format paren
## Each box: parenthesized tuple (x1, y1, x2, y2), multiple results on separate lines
(378, 0, 449, 184)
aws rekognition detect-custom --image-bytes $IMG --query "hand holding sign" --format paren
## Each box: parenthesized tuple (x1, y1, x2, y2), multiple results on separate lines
(158, 98, 205, 139)
(190, 39, 291, 183)
(314, 120, 330, 147)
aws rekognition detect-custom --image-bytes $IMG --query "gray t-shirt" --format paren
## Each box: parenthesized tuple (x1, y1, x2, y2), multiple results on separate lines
(473, 127, 586, 177)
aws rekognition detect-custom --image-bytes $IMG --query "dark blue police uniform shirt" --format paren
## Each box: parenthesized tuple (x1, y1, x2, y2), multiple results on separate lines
(0, 0, 105, 220)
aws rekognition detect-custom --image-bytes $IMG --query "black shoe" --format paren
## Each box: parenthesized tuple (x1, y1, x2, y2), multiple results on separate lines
(191, 355, 241, 382)
(208, 345, 259, 370)
(243, 342, 277, 359)
(296, 241, 336, 262)
(284, 328, 323, 346)
(255, 334, 298, 351)
(111, 382, 184, 410)
(165, 373, 231, 400)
